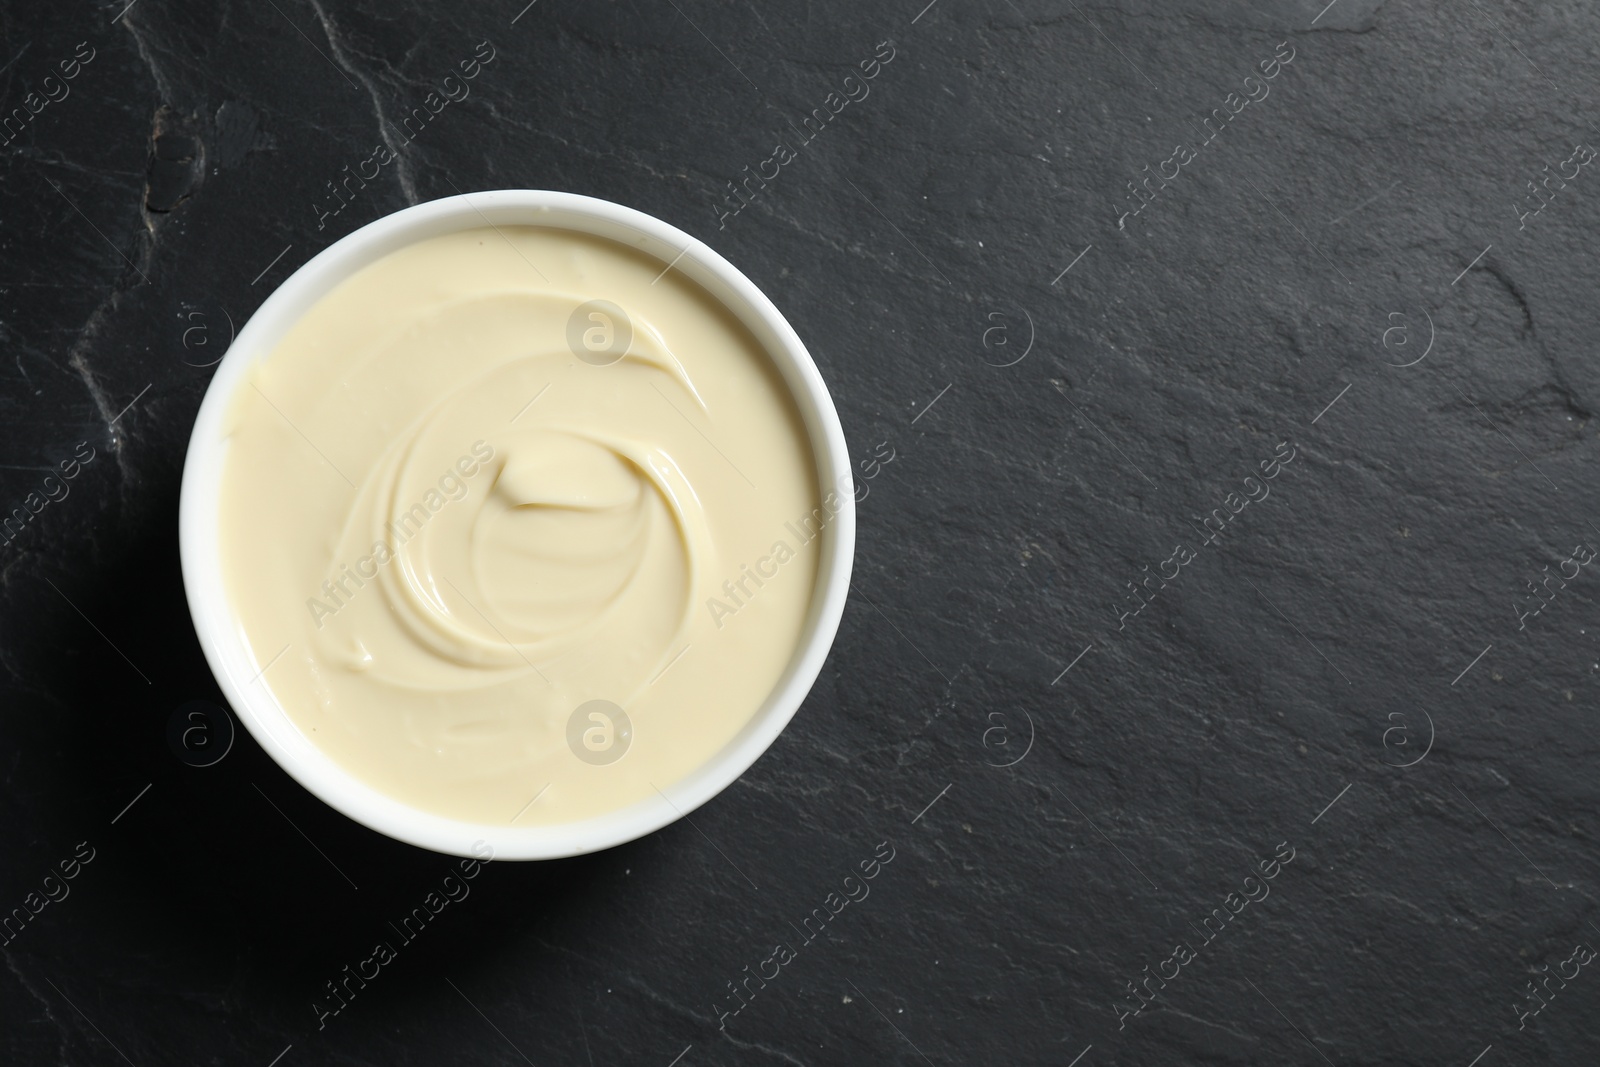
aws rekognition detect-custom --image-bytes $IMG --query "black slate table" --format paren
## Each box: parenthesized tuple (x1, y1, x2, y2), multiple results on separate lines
(5, 1, 1600, 1064)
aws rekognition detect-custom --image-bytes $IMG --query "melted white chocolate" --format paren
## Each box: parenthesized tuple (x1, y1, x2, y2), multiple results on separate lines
(218, 227, 821, 825)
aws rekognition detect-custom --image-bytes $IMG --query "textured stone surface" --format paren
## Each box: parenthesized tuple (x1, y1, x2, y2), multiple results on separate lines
(3, 0, 1600, 1064)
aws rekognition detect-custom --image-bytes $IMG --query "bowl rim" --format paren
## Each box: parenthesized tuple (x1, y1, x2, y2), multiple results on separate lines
(178, 189, 855, 859)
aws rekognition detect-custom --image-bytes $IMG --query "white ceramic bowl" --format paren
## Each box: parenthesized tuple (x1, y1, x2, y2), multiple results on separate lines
(179, 190, 855, 859)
